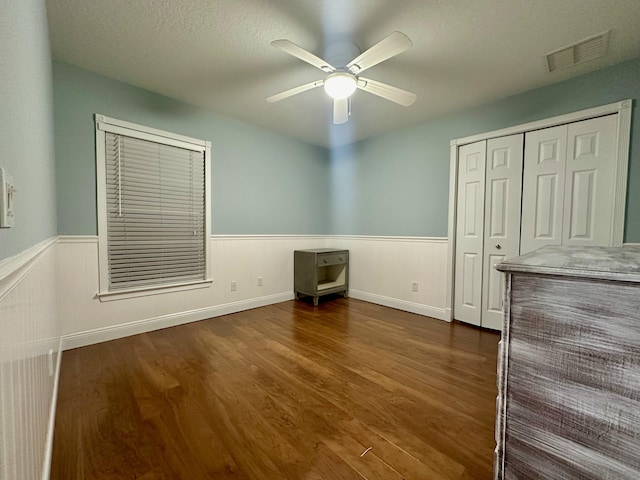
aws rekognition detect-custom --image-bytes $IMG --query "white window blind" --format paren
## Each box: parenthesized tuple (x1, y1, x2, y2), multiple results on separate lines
(103, 131, 207, 291)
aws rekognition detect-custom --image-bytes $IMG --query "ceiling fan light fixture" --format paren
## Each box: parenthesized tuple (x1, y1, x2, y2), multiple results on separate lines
(268, 32, 416, 121)
(323, 72, 357, 99)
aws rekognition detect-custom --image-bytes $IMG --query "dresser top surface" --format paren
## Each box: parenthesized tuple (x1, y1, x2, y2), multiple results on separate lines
(496, 245, 640, 282)
(295, 248, 348, 254)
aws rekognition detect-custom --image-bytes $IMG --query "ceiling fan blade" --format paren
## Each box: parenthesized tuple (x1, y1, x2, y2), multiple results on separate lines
(333, 98, 349, 124)
(347, 31, 412, 74)
(266, 79, 324, 103)
(271, 39, 336, 73)
(357, 77, 417, 106)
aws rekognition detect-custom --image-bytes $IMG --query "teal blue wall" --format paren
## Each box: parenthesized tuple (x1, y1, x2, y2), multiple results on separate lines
(330, 57, 640, 242)
(0, 0, 57, 261)
(53, 61, 329, 235)
(329, 126, 451, 236)
(54, 58, 640, 241)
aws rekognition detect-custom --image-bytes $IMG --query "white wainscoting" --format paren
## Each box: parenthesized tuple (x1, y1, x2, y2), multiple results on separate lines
(58, 235, 450, 349)
(0, 238, 61, 480)
(330, 236, 449, 320)
(59, 235, 326, 349)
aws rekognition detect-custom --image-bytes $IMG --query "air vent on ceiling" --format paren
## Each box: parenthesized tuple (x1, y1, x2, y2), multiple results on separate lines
(546, 30, 610, 72)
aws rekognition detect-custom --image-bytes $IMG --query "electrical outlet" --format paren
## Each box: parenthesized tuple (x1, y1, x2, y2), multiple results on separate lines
(257, 276, 263, 287)
(230, 280, 237, 291)
(412, 281, 419, 292)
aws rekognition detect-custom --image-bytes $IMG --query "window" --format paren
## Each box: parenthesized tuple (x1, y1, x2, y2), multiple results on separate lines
(95, 115, 211, 298)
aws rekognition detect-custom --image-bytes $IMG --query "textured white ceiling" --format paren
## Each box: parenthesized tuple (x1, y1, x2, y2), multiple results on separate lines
(46, 0, 640, 148)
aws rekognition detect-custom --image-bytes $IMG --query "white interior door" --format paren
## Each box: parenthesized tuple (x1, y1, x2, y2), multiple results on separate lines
(520, 125, 568, 254)
(481, 134, 523, 330)
(563, 115, 617, 247)
(454, 141, 486, 326)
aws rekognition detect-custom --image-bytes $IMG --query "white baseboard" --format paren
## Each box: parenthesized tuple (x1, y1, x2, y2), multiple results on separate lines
(444, 307, 452, 322)
(41, 337, 63, 480)
(349, 290, 448, 321)
(62, 292, 294, 350)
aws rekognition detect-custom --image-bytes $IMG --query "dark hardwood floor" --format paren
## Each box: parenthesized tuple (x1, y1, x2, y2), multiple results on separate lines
(51, 297, 500, 479)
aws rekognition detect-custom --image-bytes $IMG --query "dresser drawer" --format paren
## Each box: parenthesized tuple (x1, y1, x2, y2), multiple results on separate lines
(318, 252, 347, 266)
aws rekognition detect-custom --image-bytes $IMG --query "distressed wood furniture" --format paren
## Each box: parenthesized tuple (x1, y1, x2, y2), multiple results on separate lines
(294, 248, 348, 306)
(495, 246, 640, 479)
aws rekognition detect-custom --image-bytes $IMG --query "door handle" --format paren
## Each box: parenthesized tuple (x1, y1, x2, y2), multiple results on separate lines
(496, 244, 502, 250)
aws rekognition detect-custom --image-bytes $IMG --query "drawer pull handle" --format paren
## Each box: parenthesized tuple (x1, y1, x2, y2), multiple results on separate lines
(323, 259, 327, 263)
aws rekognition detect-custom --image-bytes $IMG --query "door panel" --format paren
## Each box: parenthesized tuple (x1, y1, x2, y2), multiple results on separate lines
(534, 174, 559, 238)
(485, 253, 506, 311)
(568, 169, 595, 238)
(481, 134, 523, 330)
(454, 141, 486, 326)
(462, 253, 479, 307)
(563, 115, 617, 246)
(488, 179, 507, 236)
(464, 182, 482, 236)
(521, 125, 567, 254)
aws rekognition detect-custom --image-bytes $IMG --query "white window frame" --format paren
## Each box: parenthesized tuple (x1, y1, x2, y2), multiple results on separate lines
(95, 114, 212, 300)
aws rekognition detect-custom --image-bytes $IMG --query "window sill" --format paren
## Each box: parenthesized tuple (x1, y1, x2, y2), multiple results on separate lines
(97, 279, 213, 302)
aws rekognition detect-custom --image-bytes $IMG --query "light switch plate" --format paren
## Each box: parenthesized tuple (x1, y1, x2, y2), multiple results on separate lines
(0, 168, 15, 228)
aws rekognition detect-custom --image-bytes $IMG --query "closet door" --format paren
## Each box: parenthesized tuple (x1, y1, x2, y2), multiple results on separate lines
(452, 107, 627, 331)
(563, 115, 618, 246)
(481, 135, 523, 330)
(454, 141, 486, 326)
(520, 125, 568, 254)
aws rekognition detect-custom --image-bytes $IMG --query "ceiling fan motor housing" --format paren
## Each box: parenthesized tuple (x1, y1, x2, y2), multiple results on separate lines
(323, 41, 361, 69)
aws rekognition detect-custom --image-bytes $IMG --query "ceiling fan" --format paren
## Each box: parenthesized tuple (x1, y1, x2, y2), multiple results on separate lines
(266, 31, 417, 124)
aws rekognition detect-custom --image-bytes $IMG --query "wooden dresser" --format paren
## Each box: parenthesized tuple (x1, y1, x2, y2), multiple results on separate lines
(494, 246, 640, 479)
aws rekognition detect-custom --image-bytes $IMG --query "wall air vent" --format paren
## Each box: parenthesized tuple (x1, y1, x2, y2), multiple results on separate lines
(546, 30, 610, 72)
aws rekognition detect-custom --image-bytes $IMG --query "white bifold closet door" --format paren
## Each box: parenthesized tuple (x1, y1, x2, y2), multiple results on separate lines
(454, 113, 621, 330)
(521, 114, 618, 254)
(481, 135, 524, 329)
(454, 141, 486, 326)
(454, 134, 524, 328)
